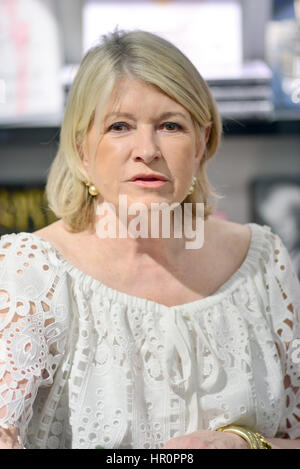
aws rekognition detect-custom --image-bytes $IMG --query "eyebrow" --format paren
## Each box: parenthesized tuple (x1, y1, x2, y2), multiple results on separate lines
(104, 111, 190, 122)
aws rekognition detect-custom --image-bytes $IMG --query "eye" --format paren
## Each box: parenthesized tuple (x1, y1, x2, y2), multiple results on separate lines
(108, 122, 130, 132)
(161, 122, 183, 132)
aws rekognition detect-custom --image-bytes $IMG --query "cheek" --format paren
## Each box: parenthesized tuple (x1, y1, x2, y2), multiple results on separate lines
(92, 141, 119, 174)
(165, 140, 196, 172)
(91, 147, 125, 194)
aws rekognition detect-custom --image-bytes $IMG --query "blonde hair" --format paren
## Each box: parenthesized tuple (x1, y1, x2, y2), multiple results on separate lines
(46, 29, 223, 232)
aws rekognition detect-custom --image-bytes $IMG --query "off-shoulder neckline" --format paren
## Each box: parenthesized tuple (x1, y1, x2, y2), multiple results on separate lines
(10, 223, 268, 312)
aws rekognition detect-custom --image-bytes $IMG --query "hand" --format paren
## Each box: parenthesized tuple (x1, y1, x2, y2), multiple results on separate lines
(162, 429, 250, 449)
(0, 424, 23, 449)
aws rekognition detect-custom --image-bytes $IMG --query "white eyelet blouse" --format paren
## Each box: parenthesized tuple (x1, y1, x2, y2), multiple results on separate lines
(0, 223, 299, 449)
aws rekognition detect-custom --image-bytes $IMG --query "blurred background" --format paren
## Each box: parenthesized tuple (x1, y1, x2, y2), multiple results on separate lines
(0, 0, 299, 277)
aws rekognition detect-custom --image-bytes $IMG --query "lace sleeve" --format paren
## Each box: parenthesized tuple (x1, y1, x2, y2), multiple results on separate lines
(0, 233, 68, 447)
(264, 228, 300, 439)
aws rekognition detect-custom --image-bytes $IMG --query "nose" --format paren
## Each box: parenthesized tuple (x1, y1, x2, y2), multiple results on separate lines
(132, 126, 161, 163)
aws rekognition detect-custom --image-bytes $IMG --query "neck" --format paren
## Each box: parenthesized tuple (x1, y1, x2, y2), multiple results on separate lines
(90, 202, 205, 266)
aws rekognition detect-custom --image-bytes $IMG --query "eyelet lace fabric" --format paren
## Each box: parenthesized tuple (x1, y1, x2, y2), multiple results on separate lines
(0, 223, 300, 449)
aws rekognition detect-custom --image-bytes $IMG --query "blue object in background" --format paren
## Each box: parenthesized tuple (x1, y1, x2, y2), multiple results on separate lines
(273, 0, 295, 20)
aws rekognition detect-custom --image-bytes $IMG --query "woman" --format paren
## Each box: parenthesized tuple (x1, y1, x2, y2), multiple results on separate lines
(0, 29, 300, 450)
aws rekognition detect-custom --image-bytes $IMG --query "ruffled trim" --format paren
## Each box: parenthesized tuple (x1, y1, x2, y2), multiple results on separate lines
(7, 223, 273, 313)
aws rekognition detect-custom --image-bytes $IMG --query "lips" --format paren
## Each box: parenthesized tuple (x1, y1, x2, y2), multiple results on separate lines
(130, 173, 168, 182)
(134, 177, 158, 181)
(131, 179, 167, 188)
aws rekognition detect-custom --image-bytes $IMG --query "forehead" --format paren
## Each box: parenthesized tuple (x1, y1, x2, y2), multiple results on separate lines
(102, 77, 191, 119)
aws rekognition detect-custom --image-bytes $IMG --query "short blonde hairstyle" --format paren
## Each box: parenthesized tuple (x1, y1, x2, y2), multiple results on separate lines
(46, 29, 223, 232)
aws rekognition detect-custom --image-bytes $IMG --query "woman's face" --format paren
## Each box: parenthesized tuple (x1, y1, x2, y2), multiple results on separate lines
(82, 78, 209, 211)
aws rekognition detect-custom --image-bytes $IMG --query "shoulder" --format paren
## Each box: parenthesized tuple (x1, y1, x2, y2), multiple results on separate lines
(33, 220, 82, 258)
(206, 216, 251, 240)
(205, 216, 252, 261)
(207, 218, 296, 271)
(0, 230, 53, 261)
(33, 220, 65, 246)
(0, 231, 40, 258)
(0, 228, 64, 296)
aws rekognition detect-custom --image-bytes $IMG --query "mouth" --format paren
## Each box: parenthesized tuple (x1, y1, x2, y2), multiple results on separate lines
(130, 178, 168, 188)
(129, 173, 169, 188)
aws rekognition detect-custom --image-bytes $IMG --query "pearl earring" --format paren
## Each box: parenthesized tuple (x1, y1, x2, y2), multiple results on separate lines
(85, 182, 99, 196)
(188, 176, 197, 195)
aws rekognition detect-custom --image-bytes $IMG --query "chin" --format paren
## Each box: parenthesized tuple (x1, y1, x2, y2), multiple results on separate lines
(127, 194, 174, 209)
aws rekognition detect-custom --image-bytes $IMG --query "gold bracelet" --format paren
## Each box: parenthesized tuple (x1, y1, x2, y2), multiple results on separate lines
(216, 425, 272, 449)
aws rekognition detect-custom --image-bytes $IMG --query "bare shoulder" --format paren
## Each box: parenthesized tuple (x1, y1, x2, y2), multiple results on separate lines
(34, 220, 61, 238)
(33, 220, 74, 252)
(34, 220, 65, 241)
(206, 216, 252, 262)
(207, 216, 251, 240)
(33, 220, 96, 264)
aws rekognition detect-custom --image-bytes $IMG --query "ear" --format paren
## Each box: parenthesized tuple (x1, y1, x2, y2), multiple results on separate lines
(77, 139, 90, 172)
(204, 125, 211, 144)
(82, 155, 89, 171)
(194, 125, 210, 170)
